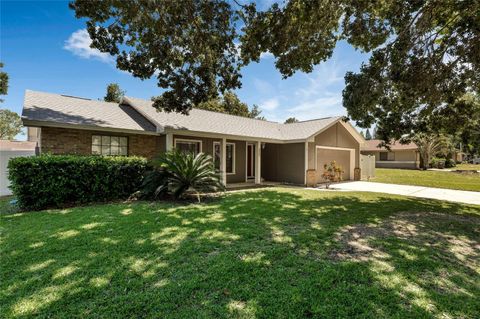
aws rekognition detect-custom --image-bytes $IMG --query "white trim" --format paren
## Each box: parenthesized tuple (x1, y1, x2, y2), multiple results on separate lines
(315, 145, 355, 180)
(226, 142, 236, 175)
(305, 119, 365, 144)
(166, 133, 173, 151)
(221, 138, 227, 185)
(304, 142, 309, 185)
(245, 141, 248, 182)
(174, 138, 203, 153)
(255, 141, 261, 184)
(246, 143, 255, 179)
(164, 128, 304, 144)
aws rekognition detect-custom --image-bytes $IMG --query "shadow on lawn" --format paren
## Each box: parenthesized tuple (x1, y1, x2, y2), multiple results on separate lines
(1, 189, 479, 318)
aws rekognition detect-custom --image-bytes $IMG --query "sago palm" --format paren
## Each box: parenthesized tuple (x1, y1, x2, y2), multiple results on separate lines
(140, 150, 225, 202)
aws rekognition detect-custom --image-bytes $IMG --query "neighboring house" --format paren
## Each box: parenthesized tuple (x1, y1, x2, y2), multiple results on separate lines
(0, 140, 37, 196)
(21, 90, 364, 186)
(361, 139, 420, 169)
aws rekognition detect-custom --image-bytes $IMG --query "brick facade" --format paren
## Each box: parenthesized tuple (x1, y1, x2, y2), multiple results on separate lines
(40, 127, 165, 159)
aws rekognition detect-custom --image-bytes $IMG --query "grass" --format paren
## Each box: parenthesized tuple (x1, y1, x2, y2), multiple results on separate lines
(372, 168, 480, 192)
(1, 188, 479, 318)
(453, 163, 480, 171)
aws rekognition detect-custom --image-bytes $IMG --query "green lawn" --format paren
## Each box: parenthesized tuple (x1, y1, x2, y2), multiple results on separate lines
(372, 168, 480, 192)
(454, 163, 480, 171)
(1, 188, 479, 318)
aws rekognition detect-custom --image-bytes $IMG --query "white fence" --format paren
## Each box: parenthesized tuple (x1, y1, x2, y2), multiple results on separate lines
(360, 154, 375, 180)
(0, 150, 36, 196)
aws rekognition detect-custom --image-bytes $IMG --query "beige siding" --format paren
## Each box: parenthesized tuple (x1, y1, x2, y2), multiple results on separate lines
(361, 150, 419, 168)
(261, 142, 305, 184)
(306, 122, 361, 181)
(308, 123, 360, 168)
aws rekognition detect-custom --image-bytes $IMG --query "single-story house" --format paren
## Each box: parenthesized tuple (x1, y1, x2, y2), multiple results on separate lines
(21, 90, 365, 186)
(361, 139, 420, 169)
(0, 140, 37, 196)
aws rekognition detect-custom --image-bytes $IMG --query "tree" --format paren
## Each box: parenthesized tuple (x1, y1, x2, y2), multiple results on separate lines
(284, 117, 299, 124)
(71, 1, 480, 142)
(359, 131, 365, 138)
(70, 0, 241, 115)
(104, 83, 125, 103)
(365, 129, 372, 140)
(0, 109, 22, 140)
(196, 91, 264, 119)
(0, 62, 8, 103)
(249, 104, 265, 120)
(242, 1, 480, 144)
(371, 127, 377, 140)
(412, 134, 451, 170)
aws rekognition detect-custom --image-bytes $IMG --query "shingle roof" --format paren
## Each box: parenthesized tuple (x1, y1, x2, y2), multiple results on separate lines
(123, 96, 342, 141)
(22, 90, 156, 133)
(361, 139, 418, 151)
(22, 90, 355, 142)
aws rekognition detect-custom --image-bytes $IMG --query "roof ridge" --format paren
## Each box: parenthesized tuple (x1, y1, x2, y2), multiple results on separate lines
(284, 116, 341, 124)
(124, 95, 283, 125)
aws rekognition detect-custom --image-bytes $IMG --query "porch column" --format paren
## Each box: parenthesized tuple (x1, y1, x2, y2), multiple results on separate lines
(221, 137, 227, 186)
(166, 133, 173, 151)
(255, 141, 262, 184)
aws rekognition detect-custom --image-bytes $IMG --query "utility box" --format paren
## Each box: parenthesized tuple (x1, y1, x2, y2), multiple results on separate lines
(306, 169, 317, 187)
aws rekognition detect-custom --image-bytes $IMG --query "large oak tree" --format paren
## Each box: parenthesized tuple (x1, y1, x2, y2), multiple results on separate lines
(70, 0, 480, 142)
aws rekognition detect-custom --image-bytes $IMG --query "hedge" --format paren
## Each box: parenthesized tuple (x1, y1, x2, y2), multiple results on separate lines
(8, 155, 149, 210)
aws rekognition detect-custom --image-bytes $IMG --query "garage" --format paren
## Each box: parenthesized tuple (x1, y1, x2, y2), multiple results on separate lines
(316, 146, 355, 182)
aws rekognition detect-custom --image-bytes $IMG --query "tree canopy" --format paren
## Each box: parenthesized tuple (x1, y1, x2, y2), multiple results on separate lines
(284, 117, 299, 124)
(196, 91, 264, 119)
(0, 109, 22, 140)
(104, 83, 125, 103)
(0, 62, 8, 102)
(70, 0, 480, 143)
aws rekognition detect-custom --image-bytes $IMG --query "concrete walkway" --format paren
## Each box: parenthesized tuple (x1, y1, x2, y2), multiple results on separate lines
(327, 181, 480, 206)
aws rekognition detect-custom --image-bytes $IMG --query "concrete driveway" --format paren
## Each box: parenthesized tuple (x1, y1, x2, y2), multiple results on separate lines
(328, 181, 480, 206)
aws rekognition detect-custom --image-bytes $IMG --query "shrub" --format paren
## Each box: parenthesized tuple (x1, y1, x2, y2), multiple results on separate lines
(321, 160, 344, 189)
(8, 154, 148, 210)
(445, 158, 456, 168)
(138, 150, 224, 202)
(430, 157, 446, 169)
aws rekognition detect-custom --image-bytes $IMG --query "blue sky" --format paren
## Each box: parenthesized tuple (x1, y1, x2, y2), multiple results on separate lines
(1, 1, 369, 140)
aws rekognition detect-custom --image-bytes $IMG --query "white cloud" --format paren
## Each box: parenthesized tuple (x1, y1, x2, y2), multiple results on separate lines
(64, 29, 113, 63)
(260, 97, 279, 111)
(253, 78, 274, 95)
(260, 51, 274, 59)
(287, 94, 344, 120)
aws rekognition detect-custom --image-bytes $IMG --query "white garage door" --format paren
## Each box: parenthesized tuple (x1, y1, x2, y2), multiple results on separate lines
(316, 147, 354, 182)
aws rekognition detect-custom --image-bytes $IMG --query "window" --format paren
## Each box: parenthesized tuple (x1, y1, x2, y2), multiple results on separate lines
(226, 143, 235, 174)
(92, 135, 128, 156)
(212, 142, 235, 174)
(174, 139, 202, 155)
(379, 152, 395, 161)
(213, 142, 221, 171)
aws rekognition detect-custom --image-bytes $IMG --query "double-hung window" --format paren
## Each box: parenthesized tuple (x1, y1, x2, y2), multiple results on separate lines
(92, 135, 128, 156)
(175, 139, 202, 155)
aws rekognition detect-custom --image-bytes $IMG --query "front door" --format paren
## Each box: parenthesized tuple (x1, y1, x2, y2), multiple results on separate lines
(247, 143, 255, 178)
